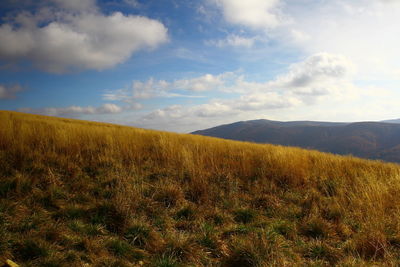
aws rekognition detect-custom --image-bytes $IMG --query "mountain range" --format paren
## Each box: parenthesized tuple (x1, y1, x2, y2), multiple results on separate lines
(192, 119, 400, 163)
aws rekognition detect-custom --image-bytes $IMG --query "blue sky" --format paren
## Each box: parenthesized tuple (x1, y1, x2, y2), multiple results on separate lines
(1, 0, 400, 132)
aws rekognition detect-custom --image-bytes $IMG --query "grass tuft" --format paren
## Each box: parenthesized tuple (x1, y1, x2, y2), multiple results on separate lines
(13, 240, 49, 261)
(233, 209, 256, 224)
(224, 246, 261, 267)
(125, 224, 151, 247)
(301, 217, 331, 239)
(175, 206, 196, 221)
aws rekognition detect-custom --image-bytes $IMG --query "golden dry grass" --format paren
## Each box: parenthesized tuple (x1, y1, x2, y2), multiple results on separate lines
(1, 110, 400, 266)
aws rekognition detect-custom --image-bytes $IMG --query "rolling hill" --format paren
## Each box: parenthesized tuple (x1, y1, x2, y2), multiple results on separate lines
(2, 111, 400, 266)
(193, 119, 400, 163)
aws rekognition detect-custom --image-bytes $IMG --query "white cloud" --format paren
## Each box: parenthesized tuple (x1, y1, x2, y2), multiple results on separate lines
(18, 103, 122, 117)
(234, 92, 300, 111)
(173, 73, 228, 92)
(133, 52, 361, 131)
(97, 103, 123, 114)
(107, 52, 356, 114)
(212, 0, 282, 29)
(0, 1, 168, 72)
(131, 78, 170, 99)
(142, 105, 184, 120)
(207, 0, 400, 83)
(268, 53, 355, 96)
(282, 0, 400, 80)
(103, 78, 199, 101)
(0, 84, 23, 99)
(139, 104, 234, 131)
(135, 93, 299, 132)
(206, 34, 257, 48)
(103, 72, 237, 101)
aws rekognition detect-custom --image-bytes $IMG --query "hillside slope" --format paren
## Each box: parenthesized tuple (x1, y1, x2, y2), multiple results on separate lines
(1, 111, 400, 266)
(192, 119, 400, 163)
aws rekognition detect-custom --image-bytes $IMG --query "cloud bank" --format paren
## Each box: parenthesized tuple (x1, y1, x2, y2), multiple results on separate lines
(209, 0, 400, 80)
(0, 0, 168, 72)
(18, 103, 122, 117)
(109, 52, 360, 131)
(103, 72, 237, 101)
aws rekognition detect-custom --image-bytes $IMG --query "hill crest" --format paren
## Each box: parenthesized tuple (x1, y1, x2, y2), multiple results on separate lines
(193, 119, 400, 163)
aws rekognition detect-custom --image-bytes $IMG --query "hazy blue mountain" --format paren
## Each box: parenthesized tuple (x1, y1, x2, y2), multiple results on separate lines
(382, 119, 400, 124)
(192, 120, 400, 163)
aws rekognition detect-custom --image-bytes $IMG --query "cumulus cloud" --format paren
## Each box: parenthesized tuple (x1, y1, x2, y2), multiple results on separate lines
(0, 0, 168, 72)
(0, 84, 23, 99)
(193, 102, 234, 118)
(141, 91, 300, 123)
(115, 52, 353, 98)
(173, 73, 230, 92)
(103, 72, 238, 101)
(211, 0, 282, 29)
(207, 0, 400, 82)
(18, 103, 122, 117)
(127, 78, 169, 100)
(134, 52, 360, 131)
(268, 53, 355, 97)
(136, 93, 298, 132)
(234, 93, 300, 111)
(103, 79, 195, 101)
(282, 0, 400, 79)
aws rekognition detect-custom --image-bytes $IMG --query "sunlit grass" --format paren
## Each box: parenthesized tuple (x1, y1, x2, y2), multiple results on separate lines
(1, 110, 400, 266)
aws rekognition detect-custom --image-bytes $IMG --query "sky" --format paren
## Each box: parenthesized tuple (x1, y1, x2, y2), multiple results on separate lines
(1, 0, 400, 132)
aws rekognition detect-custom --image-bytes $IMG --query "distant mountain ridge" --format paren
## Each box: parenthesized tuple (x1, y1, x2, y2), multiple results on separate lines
(192, 119, 400, 163)
(382, 118, 400, 124)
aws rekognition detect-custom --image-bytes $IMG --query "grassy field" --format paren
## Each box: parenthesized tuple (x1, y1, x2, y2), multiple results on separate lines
(1, 110, 400, 266)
